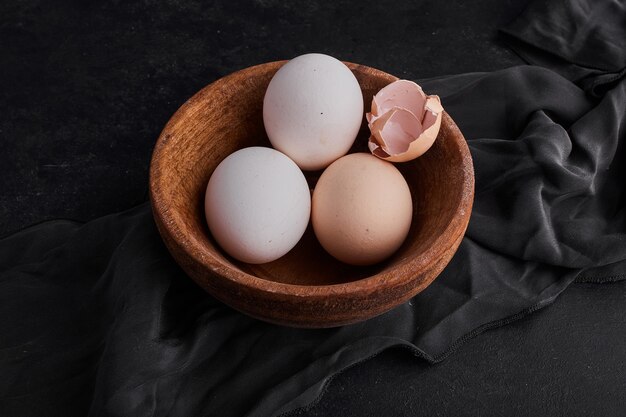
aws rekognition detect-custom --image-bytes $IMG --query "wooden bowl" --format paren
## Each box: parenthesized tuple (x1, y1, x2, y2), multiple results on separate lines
(149, 61, 474, 328)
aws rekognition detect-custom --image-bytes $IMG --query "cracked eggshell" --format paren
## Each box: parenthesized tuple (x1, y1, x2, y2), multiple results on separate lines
(366, 80, 443, 163)
(263, 53, 364, 171)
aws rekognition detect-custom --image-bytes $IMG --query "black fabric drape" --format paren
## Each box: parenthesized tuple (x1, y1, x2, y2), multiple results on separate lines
(500, 0, 626, 97)
(1, 0, 624, 416)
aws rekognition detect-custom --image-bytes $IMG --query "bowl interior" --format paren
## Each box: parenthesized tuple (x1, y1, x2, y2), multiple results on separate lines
(152, 62, 468, 286)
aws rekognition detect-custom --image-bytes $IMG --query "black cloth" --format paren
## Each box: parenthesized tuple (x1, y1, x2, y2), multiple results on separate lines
(500, 0, 626, 97)
(1, 0, 625, 416)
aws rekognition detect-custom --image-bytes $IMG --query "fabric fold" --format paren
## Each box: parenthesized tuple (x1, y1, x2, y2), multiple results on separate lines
(500, 0, 626, 97)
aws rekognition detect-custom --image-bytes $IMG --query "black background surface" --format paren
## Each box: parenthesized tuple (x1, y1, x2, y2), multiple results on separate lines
(1, 1, 624, 416)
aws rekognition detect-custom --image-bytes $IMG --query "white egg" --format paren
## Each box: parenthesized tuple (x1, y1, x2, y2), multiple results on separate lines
(263, 53, 364, 171)
(204, 147, 311, 264)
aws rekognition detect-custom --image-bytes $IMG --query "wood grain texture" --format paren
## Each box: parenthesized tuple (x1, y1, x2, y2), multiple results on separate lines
(149, 61, 474, 328)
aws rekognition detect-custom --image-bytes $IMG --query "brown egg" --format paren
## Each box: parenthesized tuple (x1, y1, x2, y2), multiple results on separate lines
(311, 153, 413, 265)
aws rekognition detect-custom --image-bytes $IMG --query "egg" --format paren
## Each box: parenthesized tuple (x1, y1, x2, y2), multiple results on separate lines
(204, 147, 311, 264)
(263, 53, 364, 171)
(312, 153, 413, 265)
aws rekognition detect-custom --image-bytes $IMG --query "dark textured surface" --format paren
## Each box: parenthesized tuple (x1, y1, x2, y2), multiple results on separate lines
(2, 0, 625, 416)
(0, 0, 524, 235)
(299, 281, 626, 417)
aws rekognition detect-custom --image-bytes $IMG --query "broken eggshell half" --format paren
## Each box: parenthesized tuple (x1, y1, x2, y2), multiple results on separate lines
(366, 80, 443, 162)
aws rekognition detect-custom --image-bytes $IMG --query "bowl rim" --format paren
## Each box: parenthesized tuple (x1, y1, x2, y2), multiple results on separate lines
(149, 60, 474, 301)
